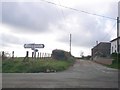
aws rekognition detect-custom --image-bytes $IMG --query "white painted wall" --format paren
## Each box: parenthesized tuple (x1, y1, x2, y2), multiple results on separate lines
(111, 40, 117, 54)
(111, 2, 120, 54)
(111, 39, 120, 54)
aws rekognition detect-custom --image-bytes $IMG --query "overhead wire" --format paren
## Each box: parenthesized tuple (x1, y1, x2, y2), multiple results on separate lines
(100, 21, 117, 41)
(58, 0, 66, 21)
(41, 0, 118, 49)
(40, 0, 117, 20)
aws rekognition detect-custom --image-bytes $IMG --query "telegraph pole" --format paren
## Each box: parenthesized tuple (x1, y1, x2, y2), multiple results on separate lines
(116, 17, 119, 69)
(70, 34, 71, 55)
(117, 17, 119, 53)
(116, 1, 120, 73)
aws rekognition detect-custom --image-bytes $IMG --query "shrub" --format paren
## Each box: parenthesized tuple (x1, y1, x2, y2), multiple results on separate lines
(111, 53, 120, 63)
(52, 49, 72, 60)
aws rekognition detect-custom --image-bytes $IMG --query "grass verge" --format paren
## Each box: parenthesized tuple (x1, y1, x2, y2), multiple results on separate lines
(105, 53, 120, 69)
(2, 57, 75, 73)
(106, 60, 120, 69)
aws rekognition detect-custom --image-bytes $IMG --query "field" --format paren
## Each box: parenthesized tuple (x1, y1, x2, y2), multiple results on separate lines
(2, 57, 75, 73)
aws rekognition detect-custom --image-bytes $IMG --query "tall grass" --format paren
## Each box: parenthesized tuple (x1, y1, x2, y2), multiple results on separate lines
(2, 57, 74, 73)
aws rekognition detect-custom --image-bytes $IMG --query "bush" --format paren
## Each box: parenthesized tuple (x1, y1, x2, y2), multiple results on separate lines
(111, 53, 120, 63)
(111, 53, 117, 58)
(51, 49, 73, 60)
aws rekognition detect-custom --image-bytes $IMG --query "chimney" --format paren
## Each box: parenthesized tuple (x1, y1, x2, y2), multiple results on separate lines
(96, 41, 98, 45)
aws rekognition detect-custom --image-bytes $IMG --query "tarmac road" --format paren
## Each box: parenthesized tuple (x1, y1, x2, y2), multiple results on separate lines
(2, 59, 119, 88)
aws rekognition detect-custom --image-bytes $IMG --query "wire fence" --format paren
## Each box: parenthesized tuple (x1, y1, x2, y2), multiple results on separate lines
(1, 51, 52, 60)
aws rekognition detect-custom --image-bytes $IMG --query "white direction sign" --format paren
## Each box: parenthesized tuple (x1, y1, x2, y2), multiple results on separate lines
(24, 44, 45, 49)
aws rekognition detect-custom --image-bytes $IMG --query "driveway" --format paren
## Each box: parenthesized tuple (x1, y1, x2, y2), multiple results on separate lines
(2, 59, 118, 88)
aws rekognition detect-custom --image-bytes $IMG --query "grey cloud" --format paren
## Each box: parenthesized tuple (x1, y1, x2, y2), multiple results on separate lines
(58, 31, 111, 48)
(106, 2, 118, 18)
(0, 2, 2, 23)
(0, 33, 30, 47)
(57, 1, 117, 48)
(2, 2, 61, 33)
(118, 1, 120, 17)
(58, 11, 115, 48)
(1, 1, 117, 49)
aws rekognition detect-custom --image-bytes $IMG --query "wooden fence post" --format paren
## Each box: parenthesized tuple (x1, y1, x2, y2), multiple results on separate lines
(32, 52, 34, 59)
(12, 51, 14, 59)
(2, 51, 5, 60)
(26, 51, 29, 57)
(23, 51, 29, 62)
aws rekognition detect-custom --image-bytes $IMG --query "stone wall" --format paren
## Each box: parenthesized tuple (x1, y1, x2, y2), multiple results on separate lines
(93, 57, 113, 65)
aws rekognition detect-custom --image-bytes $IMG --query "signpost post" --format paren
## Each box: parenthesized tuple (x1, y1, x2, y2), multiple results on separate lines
(24, 43, 45, 59)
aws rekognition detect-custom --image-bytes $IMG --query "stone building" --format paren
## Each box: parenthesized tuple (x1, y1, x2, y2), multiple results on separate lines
(91, 42, 111, 59)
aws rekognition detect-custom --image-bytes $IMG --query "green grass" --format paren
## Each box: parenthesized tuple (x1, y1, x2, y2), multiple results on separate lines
(106, 53, 120, 69)
(107, 60, 120, 69)
(107, 63, 120, 69)
(2, 57, 75, 73)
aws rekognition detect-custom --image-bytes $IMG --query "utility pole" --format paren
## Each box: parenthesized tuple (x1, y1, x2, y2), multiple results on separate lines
(117, 17, 119, 53)
(116, 17, 119, 68)
(70, 34, 71, 55)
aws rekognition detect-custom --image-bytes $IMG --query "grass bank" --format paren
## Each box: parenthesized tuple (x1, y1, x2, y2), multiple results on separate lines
(107, 59, 120, 69)
(106, 53, 120, 69)
(2, 57, 75, 73)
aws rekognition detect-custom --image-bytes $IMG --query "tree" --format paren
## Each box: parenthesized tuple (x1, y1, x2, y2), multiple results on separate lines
(80, 51, 84, 58)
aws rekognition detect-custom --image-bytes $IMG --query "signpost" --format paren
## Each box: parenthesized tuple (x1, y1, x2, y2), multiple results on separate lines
(24, 44, 45, 49)
(24, 43, 45, 59)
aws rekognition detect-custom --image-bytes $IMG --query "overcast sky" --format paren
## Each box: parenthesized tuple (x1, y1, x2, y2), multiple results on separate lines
(0, 0, 119, 57)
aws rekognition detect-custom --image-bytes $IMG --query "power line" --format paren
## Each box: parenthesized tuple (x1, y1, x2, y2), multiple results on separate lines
(58, 0, 72, 53)
(40, 0, 117, 20)
(58, 0, 66, 21)
(53, 1, 63, 21)
(101, 21, 117, 41)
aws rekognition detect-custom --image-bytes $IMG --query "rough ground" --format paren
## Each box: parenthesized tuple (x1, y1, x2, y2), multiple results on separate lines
(2, 59, 118, 88)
